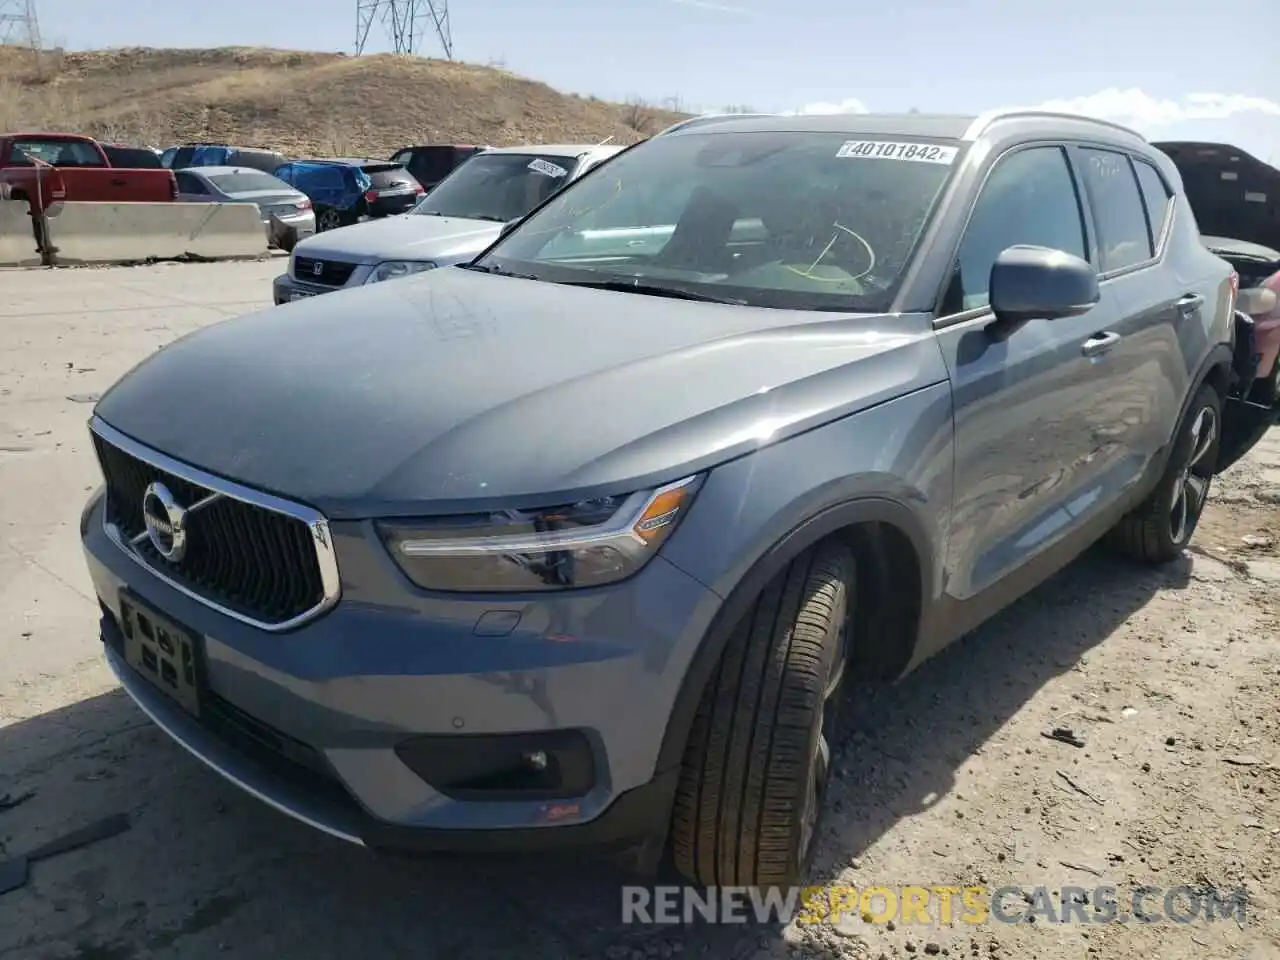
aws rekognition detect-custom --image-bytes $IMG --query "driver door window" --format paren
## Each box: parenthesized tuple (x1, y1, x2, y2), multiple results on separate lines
(947, 146, 1088, 314)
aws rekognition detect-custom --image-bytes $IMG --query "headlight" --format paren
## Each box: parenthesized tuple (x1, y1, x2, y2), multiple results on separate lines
(378, 475, 703, 592)
(367, 260, 437, 284)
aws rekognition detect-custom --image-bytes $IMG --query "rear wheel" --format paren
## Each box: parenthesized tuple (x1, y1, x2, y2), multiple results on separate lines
(1108, 384, 1221, 563)
(316, 208, 343, 232)
(670, 541, 854, 888)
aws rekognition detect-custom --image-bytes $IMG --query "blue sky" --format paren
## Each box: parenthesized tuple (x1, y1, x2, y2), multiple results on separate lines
(32, 0, 1280, 161)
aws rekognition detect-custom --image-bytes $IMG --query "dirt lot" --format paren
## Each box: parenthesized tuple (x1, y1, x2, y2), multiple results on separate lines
(0, 261, 1277, 960)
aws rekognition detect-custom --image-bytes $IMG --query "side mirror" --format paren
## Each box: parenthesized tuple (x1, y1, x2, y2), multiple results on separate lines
(989, 245, 1100, 331)
(1236, 285, 1278, 317)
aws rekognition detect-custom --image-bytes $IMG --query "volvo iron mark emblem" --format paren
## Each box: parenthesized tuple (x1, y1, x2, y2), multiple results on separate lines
(142, 481, 188, 562)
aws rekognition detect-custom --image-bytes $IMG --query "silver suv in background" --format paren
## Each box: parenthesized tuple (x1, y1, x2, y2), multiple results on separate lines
(272, 143, 623, 303)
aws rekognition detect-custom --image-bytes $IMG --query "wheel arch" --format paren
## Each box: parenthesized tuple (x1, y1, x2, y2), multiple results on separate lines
(653, 496, 933, 776)
(1172, 343, 1233, 473)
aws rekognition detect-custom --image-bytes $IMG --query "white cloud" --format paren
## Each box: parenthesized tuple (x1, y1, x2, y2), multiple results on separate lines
(1023, 88, 1280, 130)
(785, 87, 1280, 128)
(667, 0, 752, 14)
(793, 97, 870, 116)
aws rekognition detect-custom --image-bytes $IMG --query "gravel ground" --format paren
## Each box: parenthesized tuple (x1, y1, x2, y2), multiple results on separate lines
(0, 262, 1277, 960)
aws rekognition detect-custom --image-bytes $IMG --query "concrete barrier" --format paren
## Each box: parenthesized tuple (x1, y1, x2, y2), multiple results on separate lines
(0, 200, 41, 267)
(44, 202, 268, 265)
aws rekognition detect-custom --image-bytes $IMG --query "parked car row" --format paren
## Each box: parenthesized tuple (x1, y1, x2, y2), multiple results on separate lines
(80, 110, 1280, 897)
(0, 131, 491, 252)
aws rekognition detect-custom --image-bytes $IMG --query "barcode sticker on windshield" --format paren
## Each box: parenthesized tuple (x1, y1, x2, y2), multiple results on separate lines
(528, 158, 568, 178)
(836, 141, 958, 165)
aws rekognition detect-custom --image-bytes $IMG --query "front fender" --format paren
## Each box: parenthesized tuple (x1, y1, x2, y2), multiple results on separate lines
(653, 381, 955, 774)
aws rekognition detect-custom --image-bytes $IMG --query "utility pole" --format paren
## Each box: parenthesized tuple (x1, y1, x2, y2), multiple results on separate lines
(355, 0, 453, 59)
(0, 0, 42, 51)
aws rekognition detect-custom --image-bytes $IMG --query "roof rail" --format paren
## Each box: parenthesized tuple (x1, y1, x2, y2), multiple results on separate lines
(655, 112, 779, 136)
(963, 109, 1146, 142)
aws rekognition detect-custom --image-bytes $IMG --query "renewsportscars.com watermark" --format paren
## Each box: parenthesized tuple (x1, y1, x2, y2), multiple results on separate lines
(622, 884, 1249, 926)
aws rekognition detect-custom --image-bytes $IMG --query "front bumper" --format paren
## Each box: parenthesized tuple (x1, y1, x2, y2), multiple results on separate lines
(81, 492, 717, 852)
(273, 270, 364, 304)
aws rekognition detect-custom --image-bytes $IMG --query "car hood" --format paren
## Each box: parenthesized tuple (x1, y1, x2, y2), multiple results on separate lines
(1154, 141, 1280, 251)
(93, 267, 943, 519)
(293, 213, 502, 265)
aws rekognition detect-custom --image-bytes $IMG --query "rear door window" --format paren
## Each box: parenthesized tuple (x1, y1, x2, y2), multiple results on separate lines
(1078, 148, 1155, 272)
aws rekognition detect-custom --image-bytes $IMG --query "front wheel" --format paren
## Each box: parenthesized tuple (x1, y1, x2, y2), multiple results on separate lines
(1107, 384, 1221, 563)
(670, 541, 854, 888)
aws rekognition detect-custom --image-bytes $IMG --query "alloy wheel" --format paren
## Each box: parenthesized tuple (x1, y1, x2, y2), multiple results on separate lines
(1169, 405, 1217, 545)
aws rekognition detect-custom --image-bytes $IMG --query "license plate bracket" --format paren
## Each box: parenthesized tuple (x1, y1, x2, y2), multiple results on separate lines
(119, 592, 203, 718)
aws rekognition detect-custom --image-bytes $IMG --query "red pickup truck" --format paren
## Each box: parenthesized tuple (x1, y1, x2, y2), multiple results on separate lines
(0, 133, 177, 213)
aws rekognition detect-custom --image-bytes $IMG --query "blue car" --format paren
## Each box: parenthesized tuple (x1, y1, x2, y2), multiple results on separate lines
(272, 158, 424, 232)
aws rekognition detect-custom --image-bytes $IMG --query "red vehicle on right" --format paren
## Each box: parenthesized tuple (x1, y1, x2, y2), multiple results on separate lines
(1155, 140, 1280, 465)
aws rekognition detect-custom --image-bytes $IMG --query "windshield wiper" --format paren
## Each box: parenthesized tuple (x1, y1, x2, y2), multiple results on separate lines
(554, 278, 746, 304)
(458, 262, 537, 279)
(433, 212, 506, 222)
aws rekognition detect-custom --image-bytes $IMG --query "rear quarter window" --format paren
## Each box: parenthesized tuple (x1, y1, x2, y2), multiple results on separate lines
(1133, 160, 1173, 248)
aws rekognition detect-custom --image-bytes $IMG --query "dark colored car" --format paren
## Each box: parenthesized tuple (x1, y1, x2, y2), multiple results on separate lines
(272, 158, 424, 231)
(389, 144, 488, 192)
(163, 144, 289, 175)
(1154, 140, 1280, 462)
(101, 144, 164, 168)
(81, 110, 1266, 891)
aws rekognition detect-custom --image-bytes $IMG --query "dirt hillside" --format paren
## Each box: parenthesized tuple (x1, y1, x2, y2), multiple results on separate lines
(0, 45, 688, 158)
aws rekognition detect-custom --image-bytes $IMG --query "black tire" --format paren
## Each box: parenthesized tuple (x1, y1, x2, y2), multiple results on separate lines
(670, 541, 854, 888)
(316, 207, 343, 232)
(1107, 383, 1222, 563)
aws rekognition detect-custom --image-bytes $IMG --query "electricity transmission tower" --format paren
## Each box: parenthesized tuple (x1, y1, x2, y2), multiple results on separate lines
(355, 0, 453, 59)
(0, 0, 42, 50)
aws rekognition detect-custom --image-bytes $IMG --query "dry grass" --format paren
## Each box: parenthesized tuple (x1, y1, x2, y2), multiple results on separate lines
(0, 45, 690, 155)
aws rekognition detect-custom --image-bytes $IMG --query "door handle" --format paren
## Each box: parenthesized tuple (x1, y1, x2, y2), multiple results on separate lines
(109, 178, 127, 186)
(1176, 293, 1204, 316)
(1081, 331, 1122, 357)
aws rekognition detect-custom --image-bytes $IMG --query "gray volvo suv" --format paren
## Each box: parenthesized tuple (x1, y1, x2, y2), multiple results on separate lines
(80, 110, 1261, 889)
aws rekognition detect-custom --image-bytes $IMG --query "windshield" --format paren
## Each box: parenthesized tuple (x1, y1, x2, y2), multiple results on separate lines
(207, 170, 291, 194)
(415, 152, 582, 222)
(364, 165, 419, 190)
(10, 138, 105, 167)
(476, 131, 960, 311)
